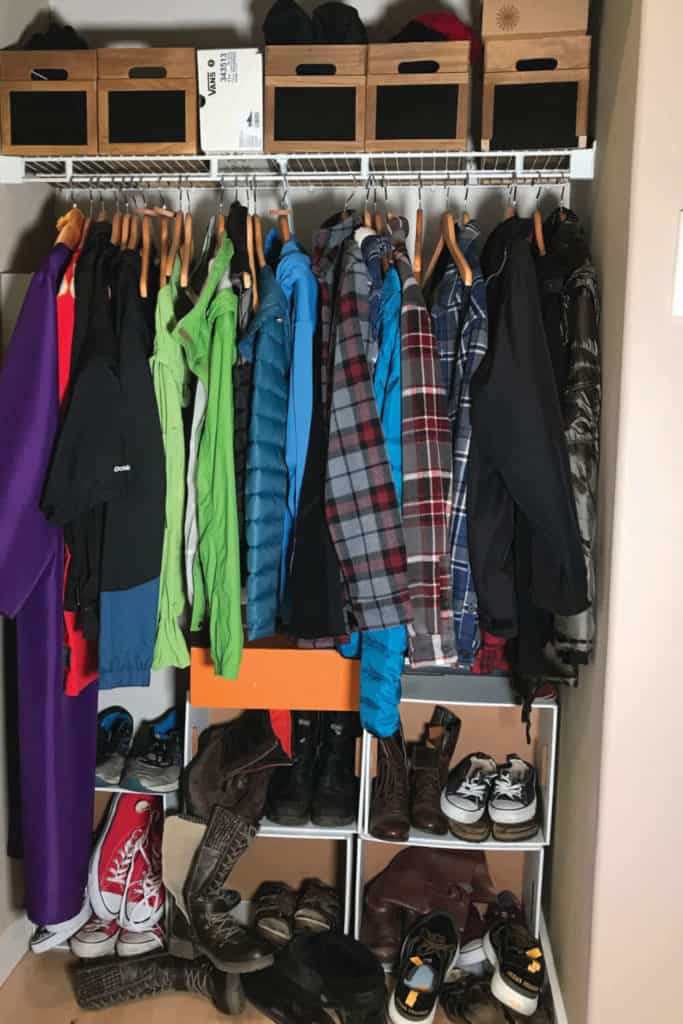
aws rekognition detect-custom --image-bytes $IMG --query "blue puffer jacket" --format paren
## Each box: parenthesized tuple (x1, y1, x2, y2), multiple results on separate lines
(339, 254, 407, 737)
(240, 266, 292, 639)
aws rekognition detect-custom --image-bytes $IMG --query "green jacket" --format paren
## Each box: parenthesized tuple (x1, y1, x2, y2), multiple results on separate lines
(151, 257, 190, 669)
(176, 237, 243, 679)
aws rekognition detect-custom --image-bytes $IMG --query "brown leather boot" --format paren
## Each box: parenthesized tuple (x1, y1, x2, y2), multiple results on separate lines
(410, 706, 461, 834)
(182, 711, 292, 823)
(369, 729, 410, 842)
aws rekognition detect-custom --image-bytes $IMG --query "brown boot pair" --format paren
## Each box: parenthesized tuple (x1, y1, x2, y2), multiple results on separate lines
(369, 706, 461, 841)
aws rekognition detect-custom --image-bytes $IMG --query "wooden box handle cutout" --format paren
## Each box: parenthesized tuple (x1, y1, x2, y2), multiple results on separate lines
(295, 63, 337, 76)
(516, 58, 559, 72)
(31, 68, 69, 81)
(128, 66, 168, 79)
(398, 59, 440, 74)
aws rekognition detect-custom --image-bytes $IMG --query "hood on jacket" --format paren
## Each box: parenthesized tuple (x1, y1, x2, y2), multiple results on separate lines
(481, 215, 533, 279)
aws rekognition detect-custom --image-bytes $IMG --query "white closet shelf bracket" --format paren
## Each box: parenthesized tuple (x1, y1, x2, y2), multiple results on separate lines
(0, 146, 596, 189)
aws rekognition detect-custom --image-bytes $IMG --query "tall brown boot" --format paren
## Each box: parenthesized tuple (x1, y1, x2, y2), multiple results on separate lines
(410, 706, 461, 834)
(369, 729, 410, 842)
(182, 710, 292, 823)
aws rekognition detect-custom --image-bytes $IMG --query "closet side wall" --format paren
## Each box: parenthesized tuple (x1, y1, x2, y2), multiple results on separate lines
(584, 0, 683, 1019)
(548, 2, 643, 1020)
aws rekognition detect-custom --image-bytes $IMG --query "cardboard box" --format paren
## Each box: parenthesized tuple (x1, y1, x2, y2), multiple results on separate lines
(197, 49, 263, 153)
(98, 48, 197, 155)
(265, 45, 366, 153)
(482, 0, 590, 39)
(0, 50, 98, 155)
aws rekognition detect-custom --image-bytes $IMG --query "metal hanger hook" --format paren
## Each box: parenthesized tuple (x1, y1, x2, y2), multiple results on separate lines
(417, 175, 423, 209)
(536, 185, 543, 209)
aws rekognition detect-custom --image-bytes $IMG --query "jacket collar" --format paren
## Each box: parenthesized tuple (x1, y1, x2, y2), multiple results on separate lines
(240, 266, 288, 356)
(312, 212, 355, 279)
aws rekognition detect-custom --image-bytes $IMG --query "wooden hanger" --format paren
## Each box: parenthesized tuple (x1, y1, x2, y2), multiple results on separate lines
(55, 206, 85, 250)
(442, 212, 473, 286)
(158, 216, 169, 288)
(533, 188, 546, 256)
(413, 181, 424, 283)
(422, 211, 473, 291)
(246, 213, 259, 311)
(214, 179, 226, 257)
(120, 191, 132, 249)
(180, 209, 193, 288)
(127, 213, 141, 251)
(534, 209, 546, 256)
(253, 214, 266, 270)
(166, 211, 184, 279)
(140, 215, 152, 298)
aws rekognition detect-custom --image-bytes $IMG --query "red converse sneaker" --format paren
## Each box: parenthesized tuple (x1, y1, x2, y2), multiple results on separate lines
(120, 803, 165, 931)
(70, 915, 120, 959)
(88, 794, 157, 921)
(117, 923, 165, 957)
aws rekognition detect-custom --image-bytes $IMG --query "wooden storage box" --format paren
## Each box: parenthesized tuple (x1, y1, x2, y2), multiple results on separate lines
(97, 48, 197, 155)
(265, 45, 366, 153)
(0, 50, 97, 155)
(191, 643, 360, 710)
(365, 42, 470, 151)
(482, 0, 590, 39)
(482, 36, 590, 150)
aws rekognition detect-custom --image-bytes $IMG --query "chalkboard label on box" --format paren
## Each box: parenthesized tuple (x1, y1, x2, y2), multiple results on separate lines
(9, 90, 88, 147)
(107, 90, 187, 144)
(491, 81, 579, 149)
(375, 84, 460, 141)
(273, 86, 356, 142)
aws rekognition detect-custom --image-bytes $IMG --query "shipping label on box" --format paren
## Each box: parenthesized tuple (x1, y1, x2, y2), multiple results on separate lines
(197, 49, 263, 152)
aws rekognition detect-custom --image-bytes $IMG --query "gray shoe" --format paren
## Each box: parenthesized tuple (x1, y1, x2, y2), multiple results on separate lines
(96, 707, 134, 787)
(121, 707, 182, 793)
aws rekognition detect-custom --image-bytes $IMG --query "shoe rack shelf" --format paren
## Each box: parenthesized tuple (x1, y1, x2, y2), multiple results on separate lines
(355, 683, 558, 942)
(185, 674, 558, 945)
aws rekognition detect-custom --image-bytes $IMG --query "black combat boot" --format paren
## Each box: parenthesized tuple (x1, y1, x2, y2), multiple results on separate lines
(311, 712, 360, 827)
(267, 711, 320, 826)
(73, 952, 245, 1015)
(183, 806, 274, 973)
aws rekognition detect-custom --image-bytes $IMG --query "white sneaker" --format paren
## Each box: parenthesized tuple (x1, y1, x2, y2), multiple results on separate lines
(70, 915, 120, 959)
(488, 756, 538, 825)
(440, 754, 498, 824)
(29, 892, 92, 954)
(117, 924, 165, 957)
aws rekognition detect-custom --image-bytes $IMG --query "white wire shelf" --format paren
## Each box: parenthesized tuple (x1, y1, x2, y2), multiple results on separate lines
(358, 825, 547, 852)
(0, 145, 595, 189)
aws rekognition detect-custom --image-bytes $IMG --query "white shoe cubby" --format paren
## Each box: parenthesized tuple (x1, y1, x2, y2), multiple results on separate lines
(184, 700, 357, 934)
(355, 672, 558, 941)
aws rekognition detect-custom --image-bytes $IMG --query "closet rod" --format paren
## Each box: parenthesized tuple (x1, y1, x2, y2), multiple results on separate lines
(49, 173, 571, 191)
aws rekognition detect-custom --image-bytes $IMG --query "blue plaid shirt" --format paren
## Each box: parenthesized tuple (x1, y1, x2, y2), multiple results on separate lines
(431, 222, 489, 667)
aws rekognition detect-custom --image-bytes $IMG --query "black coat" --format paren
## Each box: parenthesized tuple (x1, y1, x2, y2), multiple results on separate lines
(468, 217, 587, 671)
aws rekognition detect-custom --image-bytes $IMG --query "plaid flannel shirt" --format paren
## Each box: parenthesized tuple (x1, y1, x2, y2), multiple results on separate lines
(431, 222, 489, 667)
(312, 215, 412, 632)
(390, 217, 455, 666)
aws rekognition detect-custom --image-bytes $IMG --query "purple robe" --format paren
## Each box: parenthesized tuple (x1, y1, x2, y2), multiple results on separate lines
(0, 244, 97, 925)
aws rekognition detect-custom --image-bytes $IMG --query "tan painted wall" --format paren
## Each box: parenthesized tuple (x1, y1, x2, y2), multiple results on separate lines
(548, 1, 643, 1020)
(552, 0, 683, 1020)
(586, 0, 683, 1017)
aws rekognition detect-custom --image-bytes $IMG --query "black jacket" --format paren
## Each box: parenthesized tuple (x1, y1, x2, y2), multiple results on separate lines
(43, 245, 165, 606)
(468, 217, 587, 658)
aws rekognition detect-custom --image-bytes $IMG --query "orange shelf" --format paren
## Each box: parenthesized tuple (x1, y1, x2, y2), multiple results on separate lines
(190, 644, 360, 710)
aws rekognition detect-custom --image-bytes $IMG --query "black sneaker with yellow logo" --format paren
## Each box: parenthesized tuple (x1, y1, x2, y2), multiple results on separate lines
(483, 919, 545, 1017)
(389, 912, 460, 1024)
